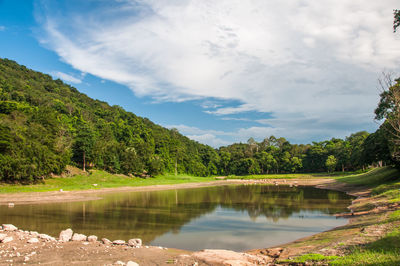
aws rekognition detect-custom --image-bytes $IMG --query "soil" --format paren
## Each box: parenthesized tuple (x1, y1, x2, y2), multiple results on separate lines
(1, 178, 398, 265)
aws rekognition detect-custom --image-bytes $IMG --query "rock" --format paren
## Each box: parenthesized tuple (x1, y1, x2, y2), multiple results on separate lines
(30, 231, 39, 237)
(27, 238, 40, 244)
(102, 238, 112, 245)
(87, 235, 98, 242)
(72, 233, 87, 241)
(115, 261, 125, 265)
(0, 233, 7, 241)
(8, 203, 14, 208)
(265, 248, 283, 258)
(38, 234, 56, 241)
(192, 249, 272, 266)
(59, 189, 63, 192)
(24, 256, 30, 262)
(2, 236, 13, 243)
(59, 229, 73, 242)
(2, 224, 18, 231)
(112, 240, 126, 245)
(128, 238, 142, 248)
(126, 261, 139, 266)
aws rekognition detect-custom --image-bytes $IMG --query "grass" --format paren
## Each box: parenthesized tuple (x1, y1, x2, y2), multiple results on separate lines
(0, 170, 216, 193)
(283, 167, 400, 266)
(329, 229, 400, 265)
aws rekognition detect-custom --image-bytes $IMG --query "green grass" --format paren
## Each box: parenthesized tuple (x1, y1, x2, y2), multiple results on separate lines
(329, 229, 400, 266)
(280, 253, 339, 264)
(227, 170, 364, 180)
(0, 170, 216, 193)
(335, 167, 399, 187)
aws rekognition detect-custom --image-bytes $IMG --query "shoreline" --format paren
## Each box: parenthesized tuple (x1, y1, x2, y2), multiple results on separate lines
(0, 178, 334, 205)
(1, 178, 392, 265)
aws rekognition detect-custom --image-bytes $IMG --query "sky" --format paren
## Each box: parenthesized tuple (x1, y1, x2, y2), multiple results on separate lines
(1, 0, 400, 148)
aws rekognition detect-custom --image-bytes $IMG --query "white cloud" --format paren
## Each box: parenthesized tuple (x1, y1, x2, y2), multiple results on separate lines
(36, 0, 400, 144)
(51, 71, 83, 84)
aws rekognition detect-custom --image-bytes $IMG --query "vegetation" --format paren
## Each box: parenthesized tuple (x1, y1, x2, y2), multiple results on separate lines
(1, 58, 392, 183)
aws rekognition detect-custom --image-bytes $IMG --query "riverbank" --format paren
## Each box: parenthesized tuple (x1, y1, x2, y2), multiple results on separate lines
(0, 178, 333, 205)
(1, 168, 399, 265)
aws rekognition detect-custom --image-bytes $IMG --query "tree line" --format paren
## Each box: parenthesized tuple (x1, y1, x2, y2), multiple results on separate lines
(0, 57, 398, 182)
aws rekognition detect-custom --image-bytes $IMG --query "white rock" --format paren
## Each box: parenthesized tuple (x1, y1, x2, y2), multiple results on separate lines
(2, 236, 13, 243)
(59, 229, 73, 242)
(0, 233, 7, 241)
(102, 238, 112, 245)
(38, 234, 55, 241)
(27, 238, 39, 244)
(115, 261, 125, 265)
(30, 231, 39, 237)
(112, 240, 126, 245)
(2, 224, 17, 231)
(72, 233, 87, 241)
(126, 261, 139, 266)
(24, 256, 30, 262)
(8, 203, 14, 208)
(128, 238, 142, 248)
(87, 235, 98, 242)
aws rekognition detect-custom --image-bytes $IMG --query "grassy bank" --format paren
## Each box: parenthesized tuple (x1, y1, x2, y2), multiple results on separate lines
(0, 170, 216, 193)
(0, 168, 360, 193)
(281, 166, 400, 265)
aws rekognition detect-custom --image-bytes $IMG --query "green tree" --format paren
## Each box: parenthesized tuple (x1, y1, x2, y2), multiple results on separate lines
(325, 155, 337, 173)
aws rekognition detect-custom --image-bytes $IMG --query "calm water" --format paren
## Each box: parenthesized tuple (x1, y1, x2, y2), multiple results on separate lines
(0, 185, 353, 251)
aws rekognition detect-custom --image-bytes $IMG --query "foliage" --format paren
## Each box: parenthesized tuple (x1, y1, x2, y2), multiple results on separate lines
(325, 155, 337, 173)
(395, 9, 400, 32)
(0, 58, 220, 181)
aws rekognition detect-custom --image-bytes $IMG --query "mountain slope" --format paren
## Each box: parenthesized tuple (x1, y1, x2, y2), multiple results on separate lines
(0, 58, 220, 182)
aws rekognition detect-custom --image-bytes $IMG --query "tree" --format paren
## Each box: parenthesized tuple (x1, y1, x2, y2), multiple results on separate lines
(73, 121, 96, 171)
(394, 9, 400, 32)
(375, 75, 400, 163)
(325, 155, 337, 173)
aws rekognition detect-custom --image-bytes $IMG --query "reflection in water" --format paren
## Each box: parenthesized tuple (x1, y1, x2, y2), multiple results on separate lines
(0, 185, 353, 251)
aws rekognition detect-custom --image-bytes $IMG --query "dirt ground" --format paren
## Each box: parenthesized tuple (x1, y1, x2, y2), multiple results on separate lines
(1, 178, 397, 265)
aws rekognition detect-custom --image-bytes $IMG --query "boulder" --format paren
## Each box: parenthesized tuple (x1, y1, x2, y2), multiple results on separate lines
(112, 240, 126, 245)
(265, 248, 283, 258)
(59, 229, 73, 242)
(102, 238, 112, 245)
(127, 261, 139, 266)
(2, 236, 13, 243)
(72, 233, 87, 241)
(87, 235, 98, 242)
(27, 238, 40, 244)
(128, 238, 142, 248)
(0, 233, 7, 241)
(2, 224, 18, 231)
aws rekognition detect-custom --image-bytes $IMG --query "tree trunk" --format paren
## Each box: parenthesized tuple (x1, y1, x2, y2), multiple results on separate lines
(174, 158, 177, 176)
(83, 151, 86, 172)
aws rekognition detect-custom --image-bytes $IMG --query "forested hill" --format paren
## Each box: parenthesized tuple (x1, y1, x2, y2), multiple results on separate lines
(0, 58, 220, 181)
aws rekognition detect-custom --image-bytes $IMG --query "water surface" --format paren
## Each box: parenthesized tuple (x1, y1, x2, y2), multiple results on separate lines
(0, 184, 353, 251)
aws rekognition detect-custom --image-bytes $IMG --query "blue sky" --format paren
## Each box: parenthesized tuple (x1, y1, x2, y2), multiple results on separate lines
(1, 0, 399, 147)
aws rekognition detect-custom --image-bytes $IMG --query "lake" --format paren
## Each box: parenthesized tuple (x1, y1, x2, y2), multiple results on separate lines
(0, 184, 353, 251)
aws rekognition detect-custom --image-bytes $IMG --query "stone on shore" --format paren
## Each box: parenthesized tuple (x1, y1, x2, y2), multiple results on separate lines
(38, 234, 55, 241)
(2, 224, 18, 231)
(72, 233, 87, 241)
(1, 236, 14, 243)
(112, 240, 126, 245)
(87, 235, 98, 242)
(127, 261, 139, 266)
(192, 249, 272, 265)
(128, 238, 142, 248)
(59, 229, 73, 242)
(27, 238, 40, 244)
(102, 238, 112, 245)
(0, 233, 7, 241)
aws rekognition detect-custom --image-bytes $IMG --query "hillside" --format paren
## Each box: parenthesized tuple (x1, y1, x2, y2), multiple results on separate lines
(0, 58, 220, 182)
